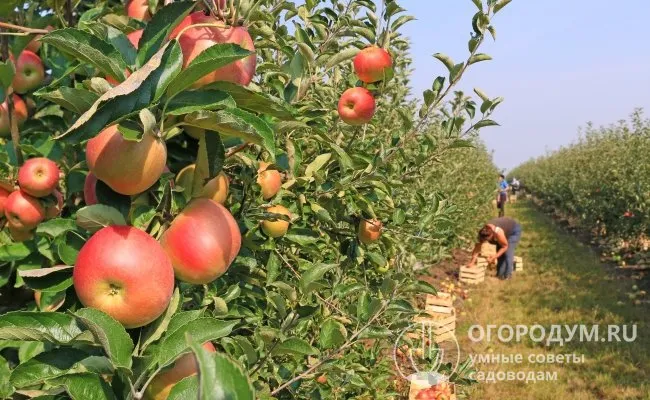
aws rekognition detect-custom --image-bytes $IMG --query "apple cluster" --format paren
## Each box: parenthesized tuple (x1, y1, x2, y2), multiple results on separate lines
(337, 46, 393, 125)
(0, 157, 63, 241)
(0, 31, 49, 137)
(415, 382, 454, 400)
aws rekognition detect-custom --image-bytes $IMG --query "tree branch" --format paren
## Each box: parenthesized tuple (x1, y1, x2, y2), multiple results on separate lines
(0, 21, 49, 34)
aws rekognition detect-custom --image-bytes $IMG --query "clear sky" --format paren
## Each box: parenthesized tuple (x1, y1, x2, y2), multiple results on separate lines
(398, 0, 650, 171)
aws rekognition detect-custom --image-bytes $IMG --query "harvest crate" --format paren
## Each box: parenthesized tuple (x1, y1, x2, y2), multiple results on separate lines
(425, 292, 453, 313)
(514, 256, 524, 272)
(480, 242, 497, 257)
(459, 265, 485, 284)
(408, 375, 457, 400)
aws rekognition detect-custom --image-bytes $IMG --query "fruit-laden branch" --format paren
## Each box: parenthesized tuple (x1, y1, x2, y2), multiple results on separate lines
(270, 291, 395, 396)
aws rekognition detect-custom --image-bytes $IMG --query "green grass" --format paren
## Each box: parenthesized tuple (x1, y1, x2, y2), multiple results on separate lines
(456, 201, 650, 400)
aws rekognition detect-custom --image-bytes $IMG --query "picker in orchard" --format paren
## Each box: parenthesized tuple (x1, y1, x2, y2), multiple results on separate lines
(496, 174, 508, 216)
(468, 216, 522, 280)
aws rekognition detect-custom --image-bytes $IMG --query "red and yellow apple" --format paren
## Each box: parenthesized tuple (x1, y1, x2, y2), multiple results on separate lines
(257, 161, 282, 200)
(160, 199, 241, 284)
(73, 225, 174, 328)
(338, 87, 376, 125)
(12, 50, 45, 94)
(170, 12, 256, 87)
(261, 205, 291, 238)
(353, 46, 393, 83)
(9, 225, 34, 242)
(358, 219, 382, 244)
(17, 157, 60, 197)
(86, 125, 167, 195)
(4, 190, 46, 231)
(175, 164, 230, 205)
(126, 0, 151, 21)
(145, 342, 216, 400)
(25, 25, 55, 53)
(0, 95, 28, 137)
(0, 187, 10, 216)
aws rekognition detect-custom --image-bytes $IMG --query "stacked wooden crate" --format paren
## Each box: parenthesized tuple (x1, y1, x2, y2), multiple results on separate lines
(411, 293, 456, 344)
(459, 264, 486, 284)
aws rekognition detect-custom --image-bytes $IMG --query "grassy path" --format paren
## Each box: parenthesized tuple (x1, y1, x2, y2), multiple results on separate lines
(456, 201, 650, 400)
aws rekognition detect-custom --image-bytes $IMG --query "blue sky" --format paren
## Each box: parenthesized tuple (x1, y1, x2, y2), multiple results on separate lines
(398, 0, 650, 171)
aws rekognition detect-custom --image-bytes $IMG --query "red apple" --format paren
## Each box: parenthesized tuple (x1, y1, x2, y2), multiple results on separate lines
(126, 0, 151, 21)
(25, 25, 55, 53)
(257, 161, 282, 200)
(84, 172, 98, 205)
(127, 29, 143, 48)
(160, 199, 241, 284)
(261, 205, 291, 238)
(145, 342, 216, 400)
(86, 125, 168, 195)
(12, 50, 45, 94)
(73, 225, 174, 328)
(353, 46, 393, 83)
(4, 190, 45, 231)
(18, 157, 60, 197)
(0, 95, 28, 137)
(0, 187, 10, 216)
(175, 164, 230, 205)
(338, 87, 376, 125)
(45, 189, 64, 219)
(170, 12, 256, 87)
(358, 219, 382, 244)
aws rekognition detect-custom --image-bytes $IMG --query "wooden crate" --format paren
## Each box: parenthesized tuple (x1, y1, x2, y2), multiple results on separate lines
(514, 256, 524, 272)
(408, 375, 457, 400)
(413, 313, 456, 337)
(459, 265, 485, 284)
(424, 292, 454, 315)
(480, 242, 497, 257)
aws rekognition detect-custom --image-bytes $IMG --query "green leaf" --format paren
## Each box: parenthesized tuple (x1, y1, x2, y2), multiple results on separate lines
(168, 376, 199, 400)
(299, 263, 336, 294)
(47, 373, 116, 400)
(56, 41, 183, 142)
(433, 53, 455, 72)
(19, 266, 74, 293)
(319, 319, 347, 349)
(450, 62, 465, 82)
(305, 153, 332, 177)
(36, 219, 78, 238)
(473, 119, 500, 129)
(449, 139, 475, 149)
(184, 109, 276, 161)
(474, 87, 489, 102)
(405, 280, 437, 295)
(366, 252, 387, 267)
(10, 348, 90, 388)
(329, 143, 353, 171)
(206, 82, 296, 120)
(166, 44, 253, 97)
(494, 0, 512, 13)
(200, 132, 226, 180)
(137, 1, 195, 66)
(74, 309, 134, 370)
(323, 47, 359, 70)
(0, 61, 16, 90)
(165, 90, 235, 115)
(41, 28, 128, 82)
(468, 53, 492, 65)
(188, 337, 255, 400)
(57, 232, 85, 265)
(0, 242, 36, 262)
(166, 310, 205, 336)
(468, 37, 480, 53)
(285, 228, 320, 246)
(392, 208, 406, 225)
(157, 318, 237, 368)
(83, 22, 138, 67)
(432, 76, 445, 95)
(0, 357, 11, 398)
(37, 87, 99, 114)
(76, 205, 127, 233)
(423, 89, 435, 106)
(273, 337, 318, 356)
(139, 288, 181, 352)
(471, 0, 483, 10)
(0, 312, 84, 344)
(391, 15, 416, 31)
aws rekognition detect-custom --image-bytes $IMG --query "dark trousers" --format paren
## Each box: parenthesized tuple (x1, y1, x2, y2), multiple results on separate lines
(497, 192, 507, 217)
(496, 224, 522, 278)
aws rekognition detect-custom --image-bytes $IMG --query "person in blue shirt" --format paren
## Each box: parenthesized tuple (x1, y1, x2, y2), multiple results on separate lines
(497, 174, 508, 217)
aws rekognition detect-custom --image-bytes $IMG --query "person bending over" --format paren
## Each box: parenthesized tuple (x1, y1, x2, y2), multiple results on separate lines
(468, 216, 522, 280)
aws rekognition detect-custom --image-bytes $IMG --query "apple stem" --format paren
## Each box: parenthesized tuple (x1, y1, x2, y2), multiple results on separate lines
(229, 0, 238, 26)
